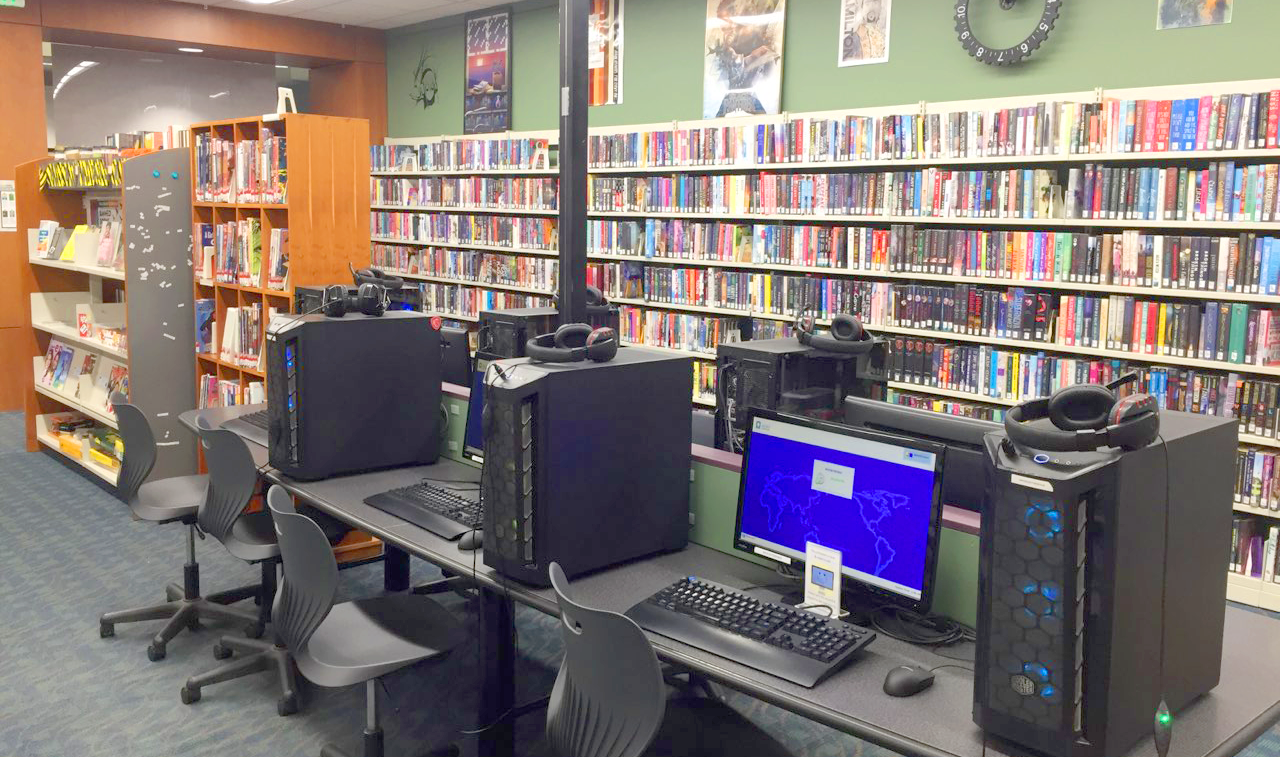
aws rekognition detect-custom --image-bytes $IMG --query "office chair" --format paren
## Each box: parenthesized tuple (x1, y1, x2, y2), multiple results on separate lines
(547, 562, 795, 757)
(98, 394, 262, 662)
(266, 486, 465, 757)
(180, 418, 298, 714)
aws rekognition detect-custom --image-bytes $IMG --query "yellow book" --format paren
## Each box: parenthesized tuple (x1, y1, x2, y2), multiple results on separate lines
(1157, 304, 1167, 355)
(60, 224, 88, 262)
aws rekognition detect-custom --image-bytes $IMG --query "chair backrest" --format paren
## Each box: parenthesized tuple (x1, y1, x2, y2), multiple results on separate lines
(112, 393, 155, 502)
(545, 562, 667, 757)
(266, 485, 338, 652)
(195, 417, 258, 543)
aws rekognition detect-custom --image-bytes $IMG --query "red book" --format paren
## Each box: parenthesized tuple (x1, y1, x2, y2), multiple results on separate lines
(1146, 302, 1160, 354)
(1215, 97, 1229, 148)
(1155, 100, 1172, 152)
(1064, 295, 1076, 346)
(1269, 89, 1280, 149)
(1092, 166, 1104, 217)
(1144, 100, 1160, 152)
(1196, 96, 1213, 151)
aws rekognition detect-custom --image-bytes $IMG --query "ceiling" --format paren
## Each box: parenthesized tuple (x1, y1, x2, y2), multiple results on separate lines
(167, 0, 509, 30)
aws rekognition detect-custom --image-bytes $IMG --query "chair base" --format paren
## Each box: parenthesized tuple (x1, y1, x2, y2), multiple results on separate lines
(99, 590, 262, 662)
(181, 636, 301, 716)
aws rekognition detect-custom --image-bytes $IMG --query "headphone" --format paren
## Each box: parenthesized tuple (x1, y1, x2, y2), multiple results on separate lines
(794, 311, 878, 355)
(1003, 374, 1160, 453)
(350, 263, 404, 291)
(322, 283, 389, 318)
(526, 323, 618, 364)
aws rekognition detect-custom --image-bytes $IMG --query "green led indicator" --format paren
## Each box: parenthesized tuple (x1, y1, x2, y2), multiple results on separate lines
(0, 0, 27, 7)
(1157, 713, 1172, 726)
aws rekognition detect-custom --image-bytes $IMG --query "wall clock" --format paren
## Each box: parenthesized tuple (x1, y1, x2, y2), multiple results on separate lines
(954, 0, 1060, 66)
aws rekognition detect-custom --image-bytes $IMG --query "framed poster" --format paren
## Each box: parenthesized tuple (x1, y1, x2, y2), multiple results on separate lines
(1157, 0, 1232, 29)
(589, 0, 624, 106)
(703, 0, 786, 119)
(838, 0, 890, 67)
(464, 8, 512, 134)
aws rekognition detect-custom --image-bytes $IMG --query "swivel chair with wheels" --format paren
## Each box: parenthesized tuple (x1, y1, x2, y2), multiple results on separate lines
(266, 486, 465, 757)
(546, 562, 794, 757)
(98, 394, 261, 661)
(180, 417, 297, 714)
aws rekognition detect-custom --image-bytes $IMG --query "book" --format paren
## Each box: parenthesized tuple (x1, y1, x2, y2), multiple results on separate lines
(195, 298, 216, 354)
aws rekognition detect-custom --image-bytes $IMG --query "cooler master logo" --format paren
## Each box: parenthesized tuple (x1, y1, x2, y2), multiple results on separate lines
(1010, 674, 1035, 696)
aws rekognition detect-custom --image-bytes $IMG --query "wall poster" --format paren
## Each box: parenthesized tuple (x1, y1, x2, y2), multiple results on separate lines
(589, 0, 624, 106)
(464, 9, 512, 134)
(702, 0, 786, 119)
(1157, 0, 1232, 29)
(838, 0, 890, 67)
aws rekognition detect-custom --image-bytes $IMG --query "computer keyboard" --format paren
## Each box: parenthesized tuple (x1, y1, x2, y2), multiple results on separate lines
(625, 576, 875, 688)
(239, 410, 269, 429)
(363, 482, 483, 540)
(225, 409, 271, 446)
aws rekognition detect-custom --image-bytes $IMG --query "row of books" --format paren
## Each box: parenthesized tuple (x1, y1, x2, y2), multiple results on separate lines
(370, 138, 554, 173)
(104, 127, 189, 152)
(379, 246, 559, 292)
(370, 211, 558, 251)
(371, 177, 558, 211)
(693, 360, 718, 405)
(588, 218, 849, 269)
(197, 376, 265, 409)
(42, 412, 123, 472)
(197, 220, 264, 287)
(1231, 519, 1280, 580)
(218, 304, 269, 370)
(32, 221, 124, 270)
(585, 89, 1280, 168)
(38, 339, 128, 416)
(420, 282, 552, 320)
(193, 130, 287, 204)
(884, 388, 1006, 423)
(588, 169, 1062, 220)
(617, 307, 742, 356)
(1066, 162, 1280, 223)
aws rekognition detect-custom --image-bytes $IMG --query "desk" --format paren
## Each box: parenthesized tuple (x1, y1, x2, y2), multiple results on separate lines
(183, 405, 1280, 757)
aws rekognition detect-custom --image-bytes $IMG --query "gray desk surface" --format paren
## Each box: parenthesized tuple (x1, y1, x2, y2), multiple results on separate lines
(183, 405, 1280, 757)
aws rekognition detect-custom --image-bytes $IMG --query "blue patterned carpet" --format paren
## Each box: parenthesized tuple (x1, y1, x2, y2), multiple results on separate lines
(1, 411, 1278, 757)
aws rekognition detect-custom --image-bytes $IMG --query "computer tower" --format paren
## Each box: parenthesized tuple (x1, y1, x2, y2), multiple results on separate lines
(476, 307, 559, 361)
(265, 311, 441, 480)
(974, 411, 1234, 757)
(713, 337, 888, 452)
(294, 284, 423, 314)
(439, 325, 472, 387)
(481, 348, 692, 586)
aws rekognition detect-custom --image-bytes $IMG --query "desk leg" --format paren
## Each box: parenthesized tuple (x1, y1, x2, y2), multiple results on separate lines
(383, 545, 410, 592)
(479, 587, 516, 757)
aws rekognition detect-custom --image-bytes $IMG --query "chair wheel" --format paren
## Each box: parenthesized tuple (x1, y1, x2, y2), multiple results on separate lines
(187, 617, 201, 631)
(277, 693, 299, 716)
(99, 622, 114, 639)
(213, 643, 233, 660)
(244, 623, 265, 639)
(181, 686, 201, 705)
(147, 643, 166, 662)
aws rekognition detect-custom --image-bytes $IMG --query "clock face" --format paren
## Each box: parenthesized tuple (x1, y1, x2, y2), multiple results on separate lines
(955, 0, 1061, 66)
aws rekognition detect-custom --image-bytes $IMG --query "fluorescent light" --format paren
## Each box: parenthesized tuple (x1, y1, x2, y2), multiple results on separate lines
(43, 61, 52, 66)
(144, 105, 158, 112)
(52, 60, 98, 99)
(275, 64, 288, 69)
(240, 0, 288, 4)
(139, 57, 163, 63)
(178, 47, 204, 53)
(209, 91, 229, 99)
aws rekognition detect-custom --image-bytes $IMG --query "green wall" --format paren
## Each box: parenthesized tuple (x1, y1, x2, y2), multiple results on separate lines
(387, 0, 1280, 139)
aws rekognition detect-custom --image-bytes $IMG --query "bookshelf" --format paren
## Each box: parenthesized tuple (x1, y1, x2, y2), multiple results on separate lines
(18, 149, 200, 482)
(379, 78, 1280, 609)
(189, 114, 371, 410)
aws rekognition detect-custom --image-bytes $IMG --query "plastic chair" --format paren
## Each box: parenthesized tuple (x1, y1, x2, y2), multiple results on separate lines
(98, 394, 261, 662)
(180, 417, 299, 715)
(266, 486, 464, 757)
(547, 562, 795, 757)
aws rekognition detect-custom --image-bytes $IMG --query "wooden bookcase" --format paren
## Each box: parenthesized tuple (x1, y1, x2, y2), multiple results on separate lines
(190, 113, 371, 406)
(375, 78, 1280, 610)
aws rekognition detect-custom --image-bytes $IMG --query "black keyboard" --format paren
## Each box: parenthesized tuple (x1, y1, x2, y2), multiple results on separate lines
(363, 482, 483, 540)
(239, 410, 269, 429)
(625, 577, 875, 688)
(225, 409, 271, 446)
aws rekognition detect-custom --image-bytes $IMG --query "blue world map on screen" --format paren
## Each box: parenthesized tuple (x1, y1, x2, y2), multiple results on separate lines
(740, 431, 936, 592)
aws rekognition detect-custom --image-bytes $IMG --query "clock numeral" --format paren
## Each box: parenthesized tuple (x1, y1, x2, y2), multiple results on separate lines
(1020, 43, 1029, 53)
(961, 31, 970, 40)
(976, 47, 985, 56)
(1039, 22, 1049, 31)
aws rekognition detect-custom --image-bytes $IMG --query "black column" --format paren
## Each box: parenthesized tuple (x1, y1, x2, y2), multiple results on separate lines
(557, 0, 590, 325)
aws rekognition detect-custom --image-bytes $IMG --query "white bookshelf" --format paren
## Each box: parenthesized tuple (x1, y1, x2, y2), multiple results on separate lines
(394, 272, 555, 297)
(372, 236, 559, 257)
(34, 413, 119, 485)
(1226, 572, 1280, 612)
(371, 168, 558, 177)
(371, 203, 557, 216)
(28, 256, 126, 281)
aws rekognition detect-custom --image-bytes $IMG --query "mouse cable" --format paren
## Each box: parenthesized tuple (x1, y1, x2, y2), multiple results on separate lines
(928, 663, 974, 675)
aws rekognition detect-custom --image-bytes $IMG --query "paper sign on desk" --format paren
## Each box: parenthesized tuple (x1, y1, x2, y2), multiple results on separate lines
(804, 542, 842, 618)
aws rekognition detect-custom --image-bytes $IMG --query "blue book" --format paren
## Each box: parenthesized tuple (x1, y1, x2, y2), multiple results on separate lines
(1182, 98, 1199, 151)
(1124, 101, 1137, 151)
(1234, 167, 1245, 221)
(1203, 302, 1219, 360)
(1266, 237, 1279, 295)
(1170, 99, 1186, 152)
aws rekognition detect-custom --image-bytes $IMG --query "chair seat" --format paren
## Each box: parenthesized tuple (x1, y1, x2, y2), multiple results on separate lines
(295, 593, 464, 689)
(129, 474, 209, 523)
(646, 696, 795, 757)
(224, 511, 281, 563)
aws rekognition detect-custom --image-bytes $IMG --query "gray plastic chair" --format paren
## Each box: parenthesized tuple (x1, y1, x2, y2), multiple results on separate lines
(547, 563, 796, 757)
(180, 418, 298, 715)
(98, 394, 261, 662)
(266, 486, 465, 757)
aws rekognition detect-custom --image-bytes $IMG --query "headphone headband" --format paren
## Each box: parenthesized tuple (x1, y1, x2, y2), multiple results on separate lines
(794, 311, 878, 355)
(526, 323, 618, 364)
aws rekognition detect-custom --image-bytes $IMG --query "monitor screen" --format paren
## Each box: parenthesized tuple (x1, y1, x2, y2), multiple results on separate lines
(734, 409, 944, 610)
(463, 359, 490, 463)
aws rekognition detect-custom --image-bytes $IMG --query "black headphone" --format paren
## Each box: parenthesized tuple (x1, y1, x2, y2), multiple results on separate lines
(322, 283, 389, 318)
(794, 311, 878, 355)
(350, 263, 404, 291)
(1003, 374, 1160, 453)
(526, 323, 618, 363)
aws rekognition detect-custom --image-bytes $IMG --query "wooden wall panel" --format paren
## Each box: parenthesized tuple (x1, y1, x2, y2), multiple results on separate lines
(310, 61, 388, 144)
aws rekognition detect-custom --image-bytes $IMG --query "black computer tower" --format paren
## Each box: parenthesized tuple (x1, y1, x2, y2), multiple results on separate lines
(974, 411, 1234, 757)
(481, 348, 692, 586)
(265, 311, 441, 480)
(294, 285, 423, 314)
(476, 307, 559, 361)
(713, 337, 888, 452)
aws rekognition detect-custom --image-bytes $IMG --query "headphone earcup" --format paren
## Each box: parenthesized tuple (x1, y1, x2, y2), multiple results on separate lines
(553, 323, 593, 349)
(584, 327, 618, 362)
(322, 284, 348, 318)
(1047, 384, 1116, 431)
(1107, 393, 1160, 450)
(829, 314, 864, 342)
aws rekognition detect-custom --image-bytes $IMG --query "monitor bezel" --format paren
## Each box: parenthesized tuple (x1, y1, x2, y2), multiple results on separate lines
(462, 359, 490, 464)
(732, 407, 947, 615)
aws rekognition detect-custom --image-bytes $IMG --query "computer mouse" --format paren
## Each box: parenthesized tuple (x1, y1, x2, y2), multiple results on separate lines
(458, 530, 483, 551)
(883, 665, 935, 697)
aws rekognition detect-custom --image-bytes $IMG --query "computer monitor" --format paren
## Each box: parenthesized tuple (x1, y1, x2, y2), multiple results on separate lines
(440, 325, 472, 387)
(462, 358, 489, 464)
(843, 396, 999, 513)
(733, 408, 945, 613)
